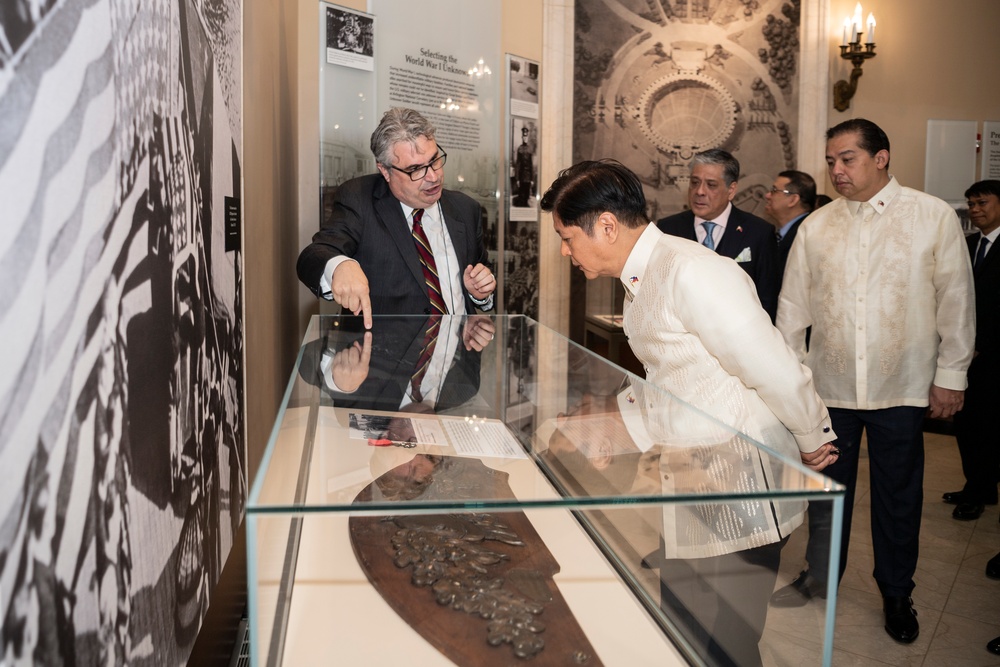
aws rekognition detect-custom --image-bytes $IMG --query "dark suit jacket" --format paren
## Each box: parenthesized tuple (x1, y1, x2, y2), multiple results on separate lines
(298, 315, 482, 413)
(969, 233, 1000, 373)
(776, 212, 808, 285)
(297, 174, 491, 315)
(656, 207, 779, 320)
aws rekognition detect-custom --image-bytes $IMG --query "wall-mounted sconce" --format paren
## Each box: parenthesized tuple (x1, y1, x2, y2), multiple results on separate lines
(833, 3, 877, 112)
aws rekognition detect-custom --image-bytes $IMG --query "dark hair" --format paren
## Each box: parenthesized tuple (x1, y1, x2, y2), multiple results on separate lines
(965, 179, 1000, 200)
(826, 118, 890, 168)
(540, 159, 648, 233)
(370, 108, 436, 168)
(690, 148, 740, 186)
(814, 194, 834, 209)
(778, 169, 817, 210)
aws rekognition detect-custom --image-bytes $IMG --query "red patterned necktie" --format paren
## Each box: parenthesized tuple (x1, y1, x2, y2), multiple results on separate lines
(410, 317, 441, 403)
(411, 209, 448, 315)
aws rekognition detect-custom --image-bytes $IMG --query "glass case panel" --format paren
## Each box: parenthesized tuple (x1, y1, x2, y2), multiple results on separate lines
(248, 315, 844, 667)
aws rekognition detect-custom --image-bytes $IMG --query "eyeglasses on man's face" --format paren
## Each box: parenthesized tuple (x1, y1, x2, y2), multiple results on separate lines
(390, 149, 448, 181)
(769, 185, 796, 196)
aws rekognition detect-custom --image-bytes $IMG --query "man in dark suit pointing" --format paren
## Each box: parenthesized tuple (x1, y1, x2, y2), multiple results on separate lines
(298, 107, 496, 328)
(656, 149, 779, 320)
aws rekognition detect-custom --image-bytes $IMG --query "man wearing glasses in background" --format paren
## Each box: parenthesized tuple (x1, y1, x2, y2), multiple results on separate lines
(298, 107, 496, 328)
(764, 169, 817, 285)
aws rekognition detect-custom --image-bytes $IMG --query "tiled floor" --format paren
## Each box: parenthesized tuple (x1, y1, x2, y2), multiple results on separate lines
(772, 431, 1000, 666)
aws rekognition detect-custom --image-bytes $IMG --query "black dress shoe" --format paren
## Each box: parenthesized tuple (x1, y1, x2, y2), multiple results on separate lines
(883, 596, 919, 643)
(987, 552, 1000, 580)
(988, 635, 1000, 655)
(952, 502, 985, 520)
(770, 571, 827, 608)
(942, 490, 966, 505)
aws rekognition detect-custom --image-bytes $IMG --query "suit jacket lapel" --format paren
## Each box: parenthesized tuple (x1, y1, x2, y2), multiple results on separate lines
(784, 213, 807, 245)
(969, 233, 995, 275)
(374, 179, 426, 288)
(715, 208, 744, 259)
(980, 240, 1000, 277)
(677, 211, 697, 241)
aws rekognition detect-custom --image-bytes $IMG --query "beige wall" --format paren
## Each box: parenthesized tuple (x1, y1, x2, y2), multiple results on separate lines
(244, 0, 305, 484)
(825, 0, 1000, 194)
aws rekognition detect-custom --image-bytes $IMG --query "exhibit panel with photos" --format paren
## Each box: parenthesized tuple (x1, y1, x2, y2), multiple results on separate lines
(504, 54, 541, 319)
(248, 315, 845, 667)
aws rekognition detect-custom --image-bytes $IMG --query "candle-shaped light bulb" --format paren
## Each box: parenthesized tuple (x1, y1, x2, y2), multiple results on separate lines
(866, 13, 876, 43)
(842, 17, 851, 45)
(853, 3, 863, 42)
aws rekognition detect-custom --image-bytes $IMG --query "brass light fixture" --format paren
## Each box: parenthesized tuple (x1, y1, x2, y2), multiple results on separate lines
(833, 3, 877, 112)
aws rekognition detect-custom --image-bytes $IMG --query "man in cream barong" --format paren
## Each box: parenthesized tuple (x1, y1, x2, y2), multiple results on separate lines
(541, 159, 840, 666)
(773, 118, 975, 644)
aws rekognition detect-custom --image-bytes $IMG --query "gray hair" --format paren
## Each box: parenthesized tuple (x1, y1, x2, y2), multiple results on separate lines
(689, 148, 740, 186)
(370, 108, 437, 168)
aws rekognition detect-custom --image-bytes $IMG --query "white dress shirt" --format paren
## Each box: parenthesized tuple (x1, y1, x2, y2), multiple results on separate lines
(777, 177, 975, 409)
(694, 202, 732, 247)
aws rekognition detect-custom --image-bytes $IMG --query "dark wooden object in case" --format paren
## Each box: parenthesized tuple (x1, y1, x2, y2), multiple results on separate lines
(350, 456, 603, 666)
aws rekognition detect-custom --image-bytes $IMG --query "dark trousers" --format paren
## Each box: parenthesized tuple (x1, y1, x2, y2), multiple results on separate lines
(659, 538, 786, 667)
(953, 358, 1000, 504)
(805, 406, 925, 598)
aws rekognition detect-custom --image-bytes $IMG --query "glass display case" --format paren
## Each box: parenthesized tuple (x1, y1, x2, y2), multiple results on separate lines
(248, 315, 844, 667)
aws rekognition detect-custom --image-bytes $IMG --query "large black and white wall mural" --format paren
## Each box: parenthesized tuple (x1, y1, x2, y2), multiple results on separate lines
(574, 0, 802, 220)
(0, 0, 244, 664)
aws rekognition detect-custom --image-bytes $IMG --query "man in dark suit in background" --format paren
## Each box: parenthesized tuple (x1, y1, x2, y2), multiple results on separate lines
(297, 108, 496, 328)
(945, 179, 1000, 521)
(656, 149, 779, 321)
(764, 169, 817, 284)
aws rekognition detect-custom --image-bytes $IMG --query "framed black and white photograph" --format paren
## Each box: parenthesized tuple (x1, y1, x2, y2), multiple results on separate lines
(508, 55, 540, 119)
(510, 117, 538, 214)
(325, 5, 375, 70)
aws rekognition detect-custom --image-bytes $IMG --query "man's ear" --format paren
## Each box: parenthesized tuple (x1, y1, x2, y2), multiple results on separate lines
(598, 211, 619, 243)
(376, 163, 390, 182)
(874, 149, 890, 170)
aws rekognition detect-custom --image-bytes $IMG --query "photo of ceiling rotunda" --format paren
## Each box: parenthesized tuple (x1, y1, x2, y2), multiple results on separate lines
(574, 0, 802, 220)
